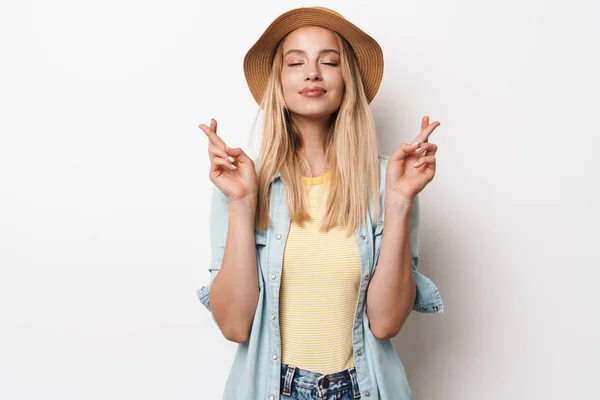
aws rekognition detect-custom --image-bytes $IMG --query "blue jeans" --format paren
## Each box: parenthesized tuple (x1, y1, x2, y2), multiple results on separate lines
(280, 362, 362, 399)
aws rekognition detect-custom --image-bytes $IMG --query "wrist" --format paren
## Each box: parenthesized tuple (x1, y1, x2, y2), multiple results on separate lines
(384, 190, 414, 209)
(228, 194, 257, 215)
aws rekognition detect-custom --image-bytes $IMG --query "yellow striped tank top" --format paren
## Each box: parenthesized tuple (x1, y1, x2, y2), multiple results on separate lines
(279, 170, 363, 374)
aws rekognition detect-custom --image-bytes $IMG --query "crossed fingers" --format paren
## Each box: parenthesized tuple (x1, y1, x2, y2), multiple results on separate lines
(199, 119, 237, 169)
(392, 117, 440, 162)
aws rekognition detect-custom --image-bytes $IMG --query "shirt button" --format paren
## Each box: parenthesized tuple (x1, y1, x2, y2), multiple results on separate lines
(271, 314, 276, 320)
(271, 274, 276, 280)
(269, 397, 274, 400)
(357, 350, 362, 356)
(364, 275, 369, 281)
(365, 391, 371, 397)
(272, 354, 278, 360)
(276, 234, 282, 239)
(200, 286, 205, 290)
(360, 235, 366, 240)
(433, 305, 439, 311)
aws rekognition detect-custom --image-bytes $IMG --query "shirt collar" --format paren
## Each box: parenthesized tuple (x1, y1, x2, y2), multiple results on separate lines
(270, 170, 281, 183)
(254, 160, 281, 183)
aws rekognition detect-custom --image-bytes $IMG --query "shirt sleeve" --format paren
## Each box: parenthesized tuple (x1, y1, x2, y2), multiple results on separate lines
(195, 184, 229, 319)
(373, 193, 444, 314)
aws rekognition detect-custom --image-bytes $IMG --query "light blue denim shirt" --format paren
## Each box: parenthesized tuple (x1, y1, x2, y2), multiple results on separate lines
(196, 154, 443, 400)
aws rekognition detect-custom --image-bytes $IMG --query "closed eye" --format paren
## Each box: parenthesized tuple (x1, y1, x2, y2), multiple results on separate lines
(287, 63, 338, 66)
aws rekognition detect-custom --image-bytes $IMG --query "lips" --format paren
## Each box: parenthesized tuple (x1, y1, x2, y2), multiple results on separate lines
(300, 86, 327, 95)
(300, 87, 327, 97)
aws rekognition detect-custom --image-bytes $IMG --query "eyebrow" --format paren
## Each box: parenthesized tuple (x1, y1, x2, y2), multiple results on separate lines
(283, 49, 340, 57)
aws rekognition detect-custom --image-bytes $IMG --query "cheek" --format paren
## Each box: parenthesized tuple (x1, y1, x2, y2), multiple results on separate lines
(326, 70, 344, 92)
(280, 71, 298, 95)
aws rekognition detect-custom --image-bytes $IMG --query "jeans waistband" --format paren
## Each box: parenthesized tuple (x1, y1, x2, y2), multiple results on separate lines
(280, 362, 361, 398)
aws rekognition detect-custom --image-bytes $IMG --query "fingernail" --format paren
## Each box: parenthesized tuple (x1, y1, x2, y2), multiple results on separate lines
(228, 156, 235, 163)
(230, 164, 237, 169)
(415, 147, 422, 153)
(412, 141, 420, 146)
(413, 161, 420, 167)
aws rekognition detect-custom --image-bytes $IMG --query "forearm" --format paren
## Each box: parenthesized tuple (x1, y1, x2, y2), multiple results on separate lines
(210, 196, 259, 343)
(366, 193, 417, 339)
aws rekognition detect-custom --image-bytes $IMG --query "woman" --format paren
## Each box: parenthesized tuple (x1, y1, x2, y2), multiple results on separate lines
(196, 6, 443, 400)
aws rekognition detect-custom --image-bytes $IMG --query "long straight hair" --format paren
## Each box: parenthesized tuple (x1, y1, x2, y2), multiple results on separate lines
(252, 31, 381, 236)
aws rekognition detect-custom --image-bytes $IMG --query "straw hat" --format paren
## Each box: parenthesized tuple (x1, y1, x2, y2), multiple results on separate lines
(243, 6, 384, 106)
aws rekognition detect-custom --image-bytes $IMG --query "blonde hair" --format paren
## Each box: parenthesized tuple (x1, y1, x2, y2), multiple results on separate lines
(252, 30, 381, 236)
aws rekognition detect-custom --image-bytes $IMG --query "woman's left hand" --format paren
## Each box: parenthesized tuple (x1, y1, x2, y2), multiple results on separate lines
(386, 116, 440, 202)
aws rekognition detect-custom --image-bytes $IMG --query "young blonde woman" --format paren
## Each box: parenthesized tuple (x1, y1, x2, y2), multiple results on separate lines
(196, 6, 444, 400)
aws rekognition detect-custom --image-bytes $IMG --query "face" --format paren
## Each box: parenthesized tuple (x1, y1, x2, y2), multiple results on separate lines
(280, 26, 345, 120)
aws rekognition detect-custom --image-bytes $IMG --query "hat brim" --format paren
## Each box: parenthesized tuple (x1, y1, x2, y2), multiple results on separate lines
(243, 7, 384, 106)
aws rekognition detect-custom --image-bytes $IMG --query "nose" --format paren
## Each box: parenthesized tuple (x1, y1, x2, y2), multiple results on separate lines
(305, 70, 321, 81)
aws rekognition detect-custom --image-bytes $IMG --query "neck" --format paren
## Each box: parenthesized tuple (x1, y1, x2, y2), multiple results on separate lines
(291, 113, 331, 176)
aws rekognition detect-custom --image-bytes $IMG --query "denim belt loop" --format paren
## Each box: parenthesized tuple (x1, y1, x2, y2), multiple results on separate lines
(282, 364, 296, 396)
(348, 367, 361, 398)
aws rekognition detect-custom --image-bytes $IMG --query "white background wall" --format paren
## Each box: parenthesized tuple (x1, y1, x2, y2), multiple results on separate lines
(1, 0, 598, 399)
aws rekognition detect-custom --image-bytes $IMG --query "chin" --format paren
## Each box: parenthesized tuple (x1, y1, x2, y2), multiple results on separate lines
(288, 103, 340, 120)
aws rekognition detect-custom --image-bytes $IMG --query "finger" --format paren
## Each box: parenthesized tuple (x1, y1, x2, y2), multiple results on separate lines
(412, 119, 441, 145)
(412, 155, 436, 168)
(199, 123, 219, 145)
(211, 155, 237, 172)
(414, 142, 438, 156)
(199, 122, 226, 148)
(209, 143, 236, 163)
(224, 146, 250, 163)
(391, 142, 421, 162)
(413, 121, 440, 144)
(421, 116, 429, 132)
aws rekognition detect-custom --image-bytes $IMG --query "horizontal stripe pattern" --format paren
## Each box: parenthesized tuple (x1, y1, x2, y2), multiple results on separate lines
(279, 173, 362, 374)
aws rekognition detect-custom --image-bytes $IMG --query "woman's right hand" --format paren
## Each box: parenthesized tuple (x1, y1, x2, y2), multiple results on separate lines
(199, 118, 258, 203)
